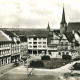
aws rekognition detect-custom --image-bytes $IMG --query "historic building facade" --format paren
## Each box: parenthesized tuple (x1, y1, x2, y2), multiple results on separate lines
(0, 30, 12, 66)
(0, 30, 27, 67)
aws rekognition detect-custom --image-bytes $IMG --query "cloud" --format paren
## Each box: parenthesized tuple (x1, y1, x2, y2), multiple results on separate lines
(0, 0, 80, 29)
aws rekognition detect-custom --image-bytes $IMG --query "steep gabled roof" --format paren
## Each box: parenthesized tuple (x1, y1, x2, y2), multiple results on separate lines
(0, 31, 11, 42)
(67, 22, 80, 32)
(64, 33, 75, 43)
(3, 30, 16, 37)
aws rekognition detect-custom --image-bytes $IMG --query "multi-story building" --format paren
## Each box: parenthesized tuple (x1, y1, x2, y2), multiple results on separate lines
(19, 35, 27, 59)
(48, 32, 60, 57)
(0, 30, 28, 65)
(57, 34, 71, 56)
(3, 30, 21, 62)
(27, 31, 48, 55)
(0, 30, 12, 66)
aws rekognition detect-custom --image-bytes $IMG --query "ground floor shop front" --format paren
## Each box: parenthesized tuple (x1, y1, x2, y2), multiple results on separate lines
(28, 50, 47, 55)
(0, 55, 11, 67)
(11, 54, 20, 63)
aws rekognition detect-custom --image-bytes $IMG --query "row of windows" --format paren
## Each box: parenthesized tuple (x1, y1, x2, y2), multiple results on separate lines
(11, 44, 20, 47)
(11, 48, 20, 53)
(29, 38, 46, 40)
(29, 42, 46, 44)
(11, 49, 20, 53)
(20, 45, 27, 49)
(57, 47, 68, 50)
(0, 43, 10, 48)
(0, 50, 10, 55)
(21, 51, 27, 54)
(58, 52, 69, 55)
(59, 42, 69, 45)
(29, 45, 46, 48)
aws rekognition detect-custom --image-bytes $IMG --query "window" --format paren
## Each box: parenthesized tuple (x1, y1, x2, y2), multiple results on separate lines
(43, 38, 46, 40)
(66, 42, 68, 45)
(58, 52, 61, 55)
(43, 42, 46, 44)
(39, 38, 42, 40)
(33, 42, 37, 44)
(43, 46, 46, 48)
(66, 52, 69, 55)
(33, 46, 37, 48)
(62, 52, 65, 55)
(33, 38, 37, 40)
(61, 42, 63, 45)
(29, 42, 32, 44)
(1, 43, 3, 47)
(38, 45, 41, 48)
(38, 42, 41, 44)
(29, 46, 32, 48)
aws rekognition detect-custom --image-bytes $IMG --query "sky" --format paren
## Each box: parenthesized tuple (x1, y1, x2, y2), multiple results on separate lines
(0, 0, 80, 29)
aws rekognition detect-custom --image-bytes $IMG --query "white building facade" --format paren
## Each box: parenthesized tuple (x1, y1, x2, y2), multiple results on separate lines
(28, 37, 47, 55)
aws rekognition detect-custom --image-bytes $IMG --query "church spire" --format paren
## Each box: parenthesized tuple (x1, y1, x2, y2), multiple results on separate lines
(60, 4, 67, 34)
(61, 5, 66, 24)
(47, 22, 50, 31)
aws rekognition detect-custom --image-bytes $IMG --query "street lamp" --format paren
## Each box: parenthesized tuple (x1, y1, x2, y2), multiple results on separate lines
(21, 50, 28, 77)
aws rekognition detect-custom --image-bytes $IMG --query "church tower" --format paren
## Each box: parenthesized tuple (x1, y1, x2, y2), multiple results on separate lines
(60, 5, 67, 34)
(47, 22, 50, 32)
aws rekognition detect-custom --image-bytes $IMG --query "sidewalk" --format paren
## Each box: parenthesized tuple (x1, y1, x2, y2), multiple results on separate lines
(0, 61, 23, 75)
(0, 63, 13, 75)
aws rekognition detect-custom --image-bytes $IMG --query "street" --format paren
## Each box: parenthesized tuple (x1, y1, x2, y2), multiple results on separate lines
(0, 66, 57, 80)
(0, 61, 80, 80)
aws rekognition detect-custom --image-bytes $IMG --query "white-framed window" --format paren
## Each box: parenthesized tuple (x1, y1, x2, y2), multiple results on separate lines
(43, 38, 46, 40)
(29, 42, 32, 44)
(38, 45, 41, 48)
(29, 45, 32, 48)
(33, 38, 37, 40)
(43, 45, 46, 48)
(43, 42, 46, 44)
(38, 42, 41, 44)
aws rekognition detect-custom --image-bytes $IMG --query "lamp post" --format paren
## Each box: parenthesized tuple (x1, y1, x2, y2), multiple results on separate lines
(21, 50, 28, 77)
(27, 50, 28, 77)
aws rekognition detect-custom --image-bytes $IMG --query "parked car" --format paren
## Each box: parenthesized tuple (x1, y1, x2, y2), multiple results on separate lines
(13, 62, 19, 67)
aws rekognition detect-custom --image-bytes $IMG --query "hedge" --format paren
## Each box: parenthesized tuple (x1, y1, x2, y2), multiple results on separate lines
(30, 60, 44, 68)
(41, 55, 50, 60)
(73, 57, 80, 61)
(62, 55, 71, 60)
(73, 62, 80, 70)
